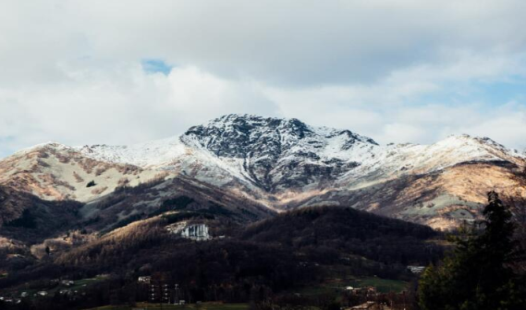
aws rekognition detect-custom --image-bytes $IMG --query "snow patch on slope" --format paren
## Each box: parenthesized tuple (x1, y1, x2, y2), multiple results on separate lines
(76, 136, 187, 169)
(338, 134, 524, 190)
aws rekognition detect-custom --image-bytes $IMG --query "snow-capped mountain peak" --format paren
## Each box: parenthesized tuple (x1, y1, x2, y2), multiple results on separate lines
(69, 115, 524, 196)
(182, 114, 377, 158)
(179, 114, 381, 191)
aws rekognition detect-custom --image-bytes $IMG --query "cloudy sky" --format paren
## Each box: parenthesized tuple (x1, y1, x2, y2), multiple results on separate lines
(1, 0, 526, 157)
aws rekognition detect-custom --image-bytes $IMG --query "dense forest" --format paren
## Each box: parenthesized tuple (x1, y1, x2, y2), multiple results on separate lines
(241, 206, 442, 265)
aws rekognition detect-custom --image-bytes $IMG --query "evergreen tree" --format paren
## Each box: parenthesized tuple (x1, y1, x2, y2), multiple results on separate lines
(418, 191, 525, 310)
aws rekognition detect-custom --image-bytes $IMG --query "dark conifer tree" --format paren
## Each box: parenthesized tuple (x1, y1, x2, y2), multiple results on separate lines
(418, 191, 525, 310)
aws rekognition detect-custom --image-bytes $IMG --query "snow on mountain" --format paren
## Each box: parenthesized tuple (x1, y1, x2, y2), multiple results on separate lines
(71, 115, 382, 195)
(180, 114, 379, 191)
(74, 115, 524, 196)
(77, 136, 187, 168)
(337, 134, 525, 189)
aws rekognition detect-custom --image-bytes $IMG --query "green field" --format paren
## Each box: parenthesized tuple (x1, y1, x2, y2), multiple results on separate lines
(87, 302, 249, 310)
(6, 275, 108, 299)
(348, 277, 408, 293)
(286, 275, 408, 300)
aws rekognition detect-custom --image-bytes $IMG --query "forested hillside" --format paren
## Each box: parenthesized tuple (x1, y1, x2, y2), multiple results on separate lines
(0, 204, 444, 309)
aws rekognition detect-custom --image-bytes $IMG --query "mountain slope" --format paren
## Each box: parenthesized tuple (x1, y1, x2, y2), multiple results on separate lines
(80, 175, 275, 233)
(294, 161, 524, 229)
(0, 143, 166, 202)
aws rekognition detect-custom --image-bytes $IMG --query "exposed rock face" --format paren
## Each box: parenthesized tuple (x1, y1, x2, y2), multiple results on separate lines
(182, 114, 376, 192)
(1, 114, 525, 229)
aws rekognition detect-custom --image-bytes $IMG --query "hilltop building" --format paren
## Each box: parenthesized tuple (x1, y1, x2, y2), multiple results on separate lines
(181, 224, 210, 241)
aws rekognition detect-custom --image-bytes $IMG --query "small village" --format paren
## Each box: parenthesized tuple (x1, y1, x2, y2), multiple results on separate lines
(0, 275, 110, 306)
(129, 271, 421, 310)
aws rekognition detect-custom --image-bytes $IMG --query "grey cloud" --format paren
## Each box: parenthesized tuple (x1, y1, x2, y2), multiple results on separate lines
(3, 1, 526, 86)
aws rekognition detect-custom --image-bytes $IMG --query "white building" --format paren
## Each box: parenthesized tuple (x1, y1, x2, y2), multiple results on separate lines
(407, 266, 426, 274)
(181, 224, 210, 241)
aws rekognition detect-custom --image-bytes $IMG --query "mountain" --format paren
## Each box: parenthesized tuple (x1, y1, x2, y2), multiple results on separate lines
(76, 114, 526, 229)
(1, 114, 525, 230)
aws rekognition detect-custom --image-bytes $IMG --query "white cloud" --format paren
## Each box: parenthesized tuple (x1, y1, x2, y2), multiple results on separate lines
(1, 0, 526, 156)
(452, 103, 526, 150)
(0, 62, 279, 155)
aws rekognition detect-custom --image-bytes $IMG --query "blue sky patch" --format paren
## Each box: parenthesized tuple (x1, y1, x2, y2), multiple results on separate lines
(141, 59, 173, 75)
